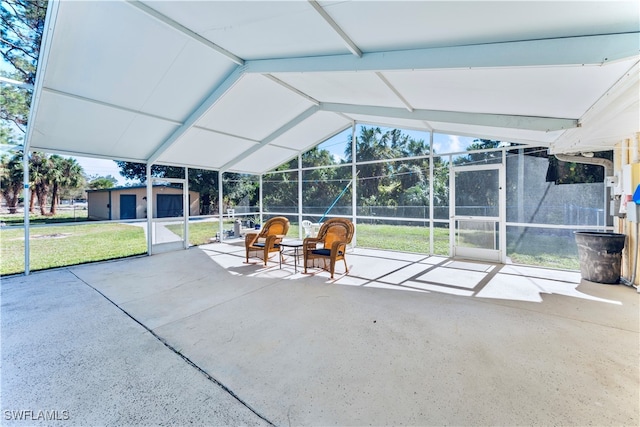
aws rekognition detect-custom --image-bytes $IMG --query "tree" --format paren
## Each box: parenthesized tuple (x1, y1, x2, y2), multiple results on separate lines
(188, 169, 219, 215)
(302, 146, 336, 168)
(345, 127, 433, 214)
(453, 139, 503, 166)
(349, 128, 394, 204)
(1, 0, 47, 85)
(114, 161, 186, 183)
(262, 168, 297, 213)
(1, 1, 47, 215)
(28, 151, 49, 214)
(0, 77, 31, 132)
(1, 0, 47, 132)
(0, 150, 23, 213)
(48, 155, 83, 214)
(448, 140, 503, 216)
(88, 175, 117, 190)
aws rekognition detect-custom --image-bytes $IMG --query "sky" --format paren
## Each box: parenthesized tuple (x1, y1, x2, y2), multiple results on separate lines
(321, 125, 474, 162)
(74, 157, 132, 186)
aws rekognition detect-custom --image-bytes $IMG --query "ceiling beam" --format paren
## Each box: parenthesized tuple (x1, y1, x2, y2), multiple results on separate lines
(245, 33, 639, 74)
(147, 66, 244, 164)
(307, 0, 362, 57)
(263, 74, 320, 105)
(320, 102, 579, 132)
(220, 105, 320, 172)
(376, 72, 414, 112)
(42, 87, 183, 126)
(125, 0, 244, 66)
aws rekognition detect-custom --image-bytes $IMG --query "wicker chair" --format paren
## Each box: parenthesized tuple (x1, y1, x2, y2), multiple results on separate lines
(245, 216, 290, 266)
(303, 218, 355, 278)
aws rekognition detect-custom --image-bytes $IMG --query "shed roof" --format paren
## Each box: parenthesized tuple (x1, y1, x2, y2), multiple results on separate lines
(26, 1, 640, 174)
(86, 184, 186, 193)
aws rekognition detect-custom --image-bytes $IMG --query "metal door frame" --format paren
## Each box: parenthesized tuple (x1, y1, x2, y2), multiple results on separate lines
(450, 161, 506, 263)
(148, 176, 189, 254)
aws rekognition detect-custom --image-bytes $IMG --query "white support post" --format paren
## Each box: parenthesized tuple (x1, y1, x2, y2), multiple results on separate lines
(184, 167, 189, 249)
(23, 151, 30, 275)
(218, 171, 224, 240)
(146, 164, 153, 255)
(449, 155, 455, 257)
(298, 153, 303, 238)
(518, 149, 525, 223)
(351, 122, 357, 247)
(259, 174, 263, 224)
(500, 149, 507, 263)
(429, 132, 434, 255)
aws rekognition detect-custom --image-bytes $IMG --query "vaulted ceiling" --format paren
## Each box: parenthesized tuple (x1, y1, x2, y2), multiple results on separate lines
(26, 1, 640, 174)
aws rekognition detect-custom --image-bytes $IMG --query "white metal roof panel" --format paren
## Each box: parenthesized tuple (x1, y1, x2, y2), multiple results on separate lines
(323, 1, 640, 51)
(230, 145, 299, 174)
(272, 72, 408, 109)
(195, 74, 317, 141)
(144, 0, 347, 59)
(30, 90, 179, 160)
(343, 114, 432, 134)
(157, 127, 258, 169)
(427, 122, 566, 146)
(45, 1, 189, 112)
(26, 0, 640, 174)
(383, 60, 639, 118)
(269, 111, 352, 153)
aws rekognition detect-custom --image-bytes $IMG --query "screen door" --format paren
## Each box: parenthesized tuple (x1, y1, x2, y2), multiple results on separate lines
(452, 164, 504, 262)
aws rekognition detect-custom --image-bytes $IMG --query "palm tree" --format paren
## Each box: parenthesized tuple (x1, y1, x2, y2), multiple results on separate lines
(29, 151, 51, 215)
(48, 156, 83, 214)
(0, 151, 24, 214)
(47, 155, 64, 214)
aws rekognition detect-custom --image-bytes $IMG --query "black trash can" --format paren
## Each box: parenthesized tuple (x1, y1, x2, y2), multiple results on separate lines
(574, 232, 626, 284)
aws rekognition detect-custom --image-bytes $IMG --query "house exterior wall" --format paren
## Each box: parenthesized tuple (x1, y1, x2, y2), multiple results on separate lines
(87, 187, 199, 221)
(87, 191, 110, 220)
(614, 132, 640, 286)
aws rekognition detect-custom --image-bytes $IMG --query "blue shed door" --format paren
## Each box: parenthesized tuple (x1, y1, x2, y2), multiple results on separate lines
(120, 194, 136, 219)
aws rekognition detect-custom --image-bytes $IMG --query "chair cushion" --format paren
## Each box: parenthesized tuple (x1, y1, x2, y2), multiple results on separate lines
(311, 249, 343, 256)
(253, 243, 280, 249)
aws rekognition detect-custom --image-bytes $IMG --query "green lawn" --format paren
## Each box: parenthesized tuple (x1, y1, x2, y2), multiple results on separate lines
(507, 230, 580, 270)
(1, 223, 146, 275)
(1, 217, 580, 275)
(0, 208, 88, 225)
(356, 223, 446, 254)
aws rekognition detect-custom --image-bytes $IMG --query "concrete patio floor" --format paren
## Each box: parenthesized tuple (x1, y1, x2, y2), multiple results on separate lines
(2, 242, 638, 426)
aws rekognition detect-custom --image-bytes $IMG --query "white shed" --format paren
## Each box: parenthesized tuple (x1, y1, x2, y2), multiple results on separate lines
(87, 185, 199, 221)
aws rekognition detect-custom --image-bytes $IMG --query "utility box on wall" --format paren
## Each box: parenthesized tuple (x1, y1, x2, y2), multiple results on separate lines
(622, 163, 640, 195)
(611, 199, 624, 217)
(627, 202, 640, 222)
